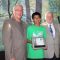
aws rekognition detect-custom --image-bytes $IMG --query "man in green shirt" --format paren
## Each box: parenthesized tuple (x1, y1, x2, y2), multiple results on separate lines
(27, 12, 47, 60)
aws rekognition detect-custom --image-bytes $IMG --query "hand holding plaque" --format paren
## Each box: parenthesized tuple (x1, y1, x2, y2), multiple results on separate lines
(32, 34, 45, 49)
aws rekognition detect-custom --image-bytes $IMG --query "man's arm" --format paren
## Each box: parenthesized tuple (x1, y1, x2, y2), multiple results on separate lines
(2, 21, 15, 60)
(58, 24, 60, 57)
(43, 27, 48, 50)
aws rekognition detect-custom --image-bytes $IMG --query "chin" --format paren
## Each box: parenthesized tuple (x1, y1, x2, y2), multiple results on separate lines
(18, 16, 21, 19)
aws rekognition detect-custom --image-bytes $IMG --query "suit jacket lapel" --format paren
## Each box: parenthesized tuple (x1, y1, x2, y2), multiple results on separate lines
(11, 18, 24, 36)
(53, 23, 59, 40)
(45, 24, 53, 39)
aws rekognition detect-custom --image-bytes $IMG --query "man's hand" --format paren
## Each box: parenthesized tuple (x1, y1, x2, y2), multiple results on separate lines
(43, 46, 48, 50)
(23, 40, 32, 45)
(23, 40, 27, 45)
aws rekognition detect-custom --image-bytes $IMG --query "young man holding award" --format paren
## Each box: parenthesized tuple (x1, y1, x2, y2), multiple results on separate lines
(27, 12, 47, 60)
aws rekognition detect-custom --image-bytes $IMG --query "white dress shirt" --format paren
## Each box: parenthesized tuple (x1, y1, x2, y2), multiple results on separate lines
(47, 23, 55, 38)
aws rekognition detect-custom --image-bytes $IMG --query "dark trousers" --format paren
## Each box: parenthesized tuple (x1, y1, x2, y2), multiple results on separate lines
(27, 58, 45, 60)
(0, 51, 5, 60)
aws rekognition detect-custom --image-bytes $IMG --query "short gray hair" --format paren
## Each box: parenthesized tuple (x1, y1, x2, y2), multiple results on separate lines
(13, 4, 23, 12)
(45, 11, 53, 20)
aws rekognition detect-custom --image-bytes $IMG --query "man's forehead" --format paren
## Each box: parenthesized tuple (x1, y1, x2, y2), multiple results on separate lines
(16, 6, 22, 8)
(14, 5, 23, 10)
(47, 12, 53, 16)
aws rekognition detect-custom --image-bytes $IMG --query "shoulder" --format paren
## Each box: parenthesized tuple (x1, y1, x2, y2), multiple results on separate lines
(27, 24, 34, 29)
(40, 24, 46, 29)
(54, 23, 60, 30)
(21, 21, 27, 27)
(3, 18, 12, 30)
(4, 18, 12, 25)
(21, 21, 26, 25)
(41, 22, 47, 26)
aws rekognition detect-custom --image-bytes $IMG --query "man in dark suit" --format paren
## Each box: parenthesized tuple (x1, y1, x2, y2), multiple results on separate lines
(2, 4, 27, 60)
(42, 11, 60, 60)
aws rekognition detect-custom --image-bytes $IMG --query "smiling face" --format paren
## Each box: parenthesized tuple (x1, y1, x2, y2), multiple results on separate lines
(13, 5, 23, 21)
(46, 12, 53, 24)
(32, 12, 41, 26)
(33, 15, 41, 26)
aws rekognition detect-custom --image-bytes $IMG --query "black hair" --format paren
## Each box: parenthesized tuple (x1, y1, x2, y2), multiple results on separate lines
(32, 12, 41, 19)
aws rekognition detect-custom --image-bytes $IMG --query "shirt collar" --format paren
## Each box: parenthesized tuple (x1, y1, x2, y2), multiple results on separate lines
(47, 22, 53, 27)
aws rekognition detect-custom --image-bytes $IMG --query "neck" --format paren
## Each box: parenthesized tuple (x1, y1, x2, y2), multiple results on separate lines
(48, 23, 53, 25)
(15, 18, 21, 23)
(35, 23, 40, 26)
(46, 22, 52, 25)
(13, 16, 21, 23)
